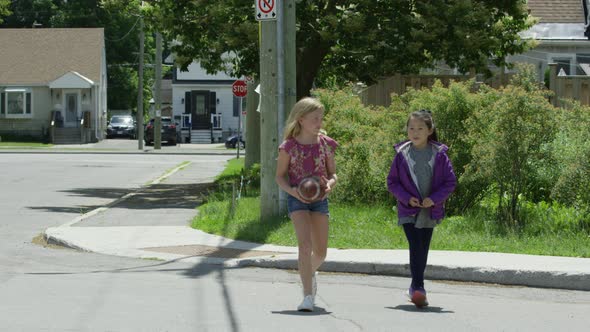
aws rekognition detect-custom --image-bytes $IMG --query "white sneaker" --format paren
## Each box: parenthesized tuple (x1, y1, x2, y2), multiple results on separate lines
(297, 295, 314, 312)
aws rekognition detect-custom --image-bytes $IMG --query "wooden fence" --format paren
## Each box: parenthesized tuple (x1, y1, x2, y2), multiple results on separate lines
(358, 72, 510, 107)
(548, 63, 590, 107)
(359, 64, 590, 108)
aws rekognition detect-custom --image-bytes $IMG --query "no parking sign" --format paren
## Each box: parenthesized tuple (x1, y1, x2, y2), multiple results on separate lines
(256, 0, 277, 21)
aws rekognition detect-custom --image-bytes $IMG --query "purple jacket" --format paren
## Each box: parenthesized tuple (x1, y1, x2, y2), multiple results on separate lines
(387, 140, 457, 220)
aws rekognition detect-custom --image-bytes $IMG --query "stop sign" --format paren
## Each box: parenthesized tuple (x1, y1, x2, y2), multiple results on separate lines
(232, 80, 247, 97)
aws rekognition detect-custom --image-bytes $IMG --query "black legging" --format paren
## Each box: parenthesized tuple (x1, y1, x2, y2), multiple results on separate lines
(403, 223, 434, 290)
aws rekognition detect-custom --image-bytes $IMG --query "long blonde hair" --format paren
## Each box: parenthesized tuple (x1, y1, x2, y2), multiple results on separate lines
(283, 97, 325, 140)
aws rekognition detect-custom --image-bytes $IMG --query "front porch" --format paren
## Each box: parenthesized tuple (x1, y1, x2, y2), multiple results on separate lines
(178, 113, 223, 144)
(49, 110, 94, 144)
(48, 71, 100, 144)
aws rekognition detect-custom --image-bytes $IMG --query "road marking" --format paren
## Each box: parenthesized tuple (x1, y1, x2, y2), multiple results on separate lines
(57, 161, 193, 227)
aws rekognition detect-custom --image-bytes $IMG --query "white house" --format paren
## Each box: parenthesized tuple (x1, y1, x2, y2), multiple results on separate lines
(0, 28, 108, 143)
(507, 0, 590, 80)
(168, 56, 245, 144)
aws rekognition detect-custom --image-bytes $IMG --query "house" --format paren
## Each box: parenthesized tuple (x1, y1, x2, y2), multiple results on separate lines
(167, 55, 244, 144)
(0, 28, 107, 143)
(507, 0, 590, 80)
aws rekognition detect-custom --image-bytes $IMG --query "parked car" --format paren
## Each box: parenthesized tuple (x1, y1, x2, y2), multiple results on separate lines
(107, 115, 136, 138)
(225, 135, 245, 149)
(144, 117, 179, 145)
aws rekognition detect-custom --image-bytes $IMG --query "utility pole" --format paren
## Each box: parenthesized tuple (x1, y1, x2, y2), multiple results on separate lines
(244, 79, 260, 169)
(137, 14, 144, 150)
(154, 32, 162, 149)
(258, 0, 296, 220)
(284, 0, 297, 120)
(259, 16, 279, 220)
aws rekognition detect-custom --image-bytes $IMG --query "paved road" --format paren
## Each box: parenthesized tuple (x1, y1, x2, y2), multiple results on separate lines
(0, 153, 588, 331)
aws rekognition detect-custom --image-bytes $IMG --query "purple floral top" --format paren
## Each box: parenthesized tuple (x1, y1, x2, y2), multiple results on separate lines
(279, 134, 339, 186)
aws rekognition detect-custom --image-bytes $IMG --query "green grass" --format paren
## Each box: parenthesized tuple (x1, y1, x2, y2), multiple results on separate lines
(215, 158, 245, 182)
(192, 194, 590, 257)
(192, 158, 590, 258)
(0, 142, 53, 148)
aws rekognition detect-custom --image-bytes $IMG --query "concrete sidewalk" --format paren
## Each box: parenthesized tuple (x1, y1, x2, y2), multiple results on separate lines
(44, 158, 590, 291)
(0, 140, 239, 155)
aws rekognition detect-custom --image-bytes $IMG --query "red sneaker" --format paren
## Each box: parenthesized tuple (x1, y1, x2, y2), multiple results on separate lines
(408, 287, 429, 308)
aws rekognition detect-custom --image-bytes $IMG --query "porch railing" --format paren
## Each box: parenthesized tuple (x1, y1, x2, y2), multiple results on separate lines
(211, 114, 222, 130)
(181, 114, 191, 130)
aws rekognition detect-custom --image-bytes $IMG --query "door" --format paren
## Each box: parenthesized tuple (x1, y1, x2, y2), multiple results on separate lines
(64, 92, 79, 127)
(190, 91, 211, 130)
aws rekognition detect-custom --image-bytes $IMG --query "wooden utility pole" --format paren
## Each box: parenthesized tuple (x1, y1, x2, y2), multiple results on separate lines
(259, 17, 279, 219)
(245, 79, 260, 169)
(280, 0, 297, 213)
(154, 32, 162, 149)
(137, 16, 144, 150)
(284, 0, 297, 115)
(259, 0, 296, 219)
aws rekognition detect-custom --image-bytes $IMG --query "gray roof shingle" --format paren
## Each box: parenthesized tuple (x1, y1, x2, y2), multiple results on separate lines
(528, 0, 585, 23)
(0, 28, 104, 85)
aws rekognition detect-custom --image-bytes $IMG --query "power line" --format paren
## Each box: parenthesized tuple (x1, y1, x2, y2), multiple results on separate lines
(104, 17, 141, 42)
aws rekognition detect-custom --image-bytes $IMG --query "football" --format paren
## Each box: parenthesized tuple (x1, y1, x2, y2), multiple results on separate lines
(297, 177, 323, 202)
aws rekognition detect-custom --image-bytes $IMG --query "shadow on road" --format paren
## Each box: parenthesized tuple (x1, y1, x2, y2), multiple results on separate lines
(27, 183, 215, 212)
(386, 304, 455, 313)
(271, 307, 332, 316)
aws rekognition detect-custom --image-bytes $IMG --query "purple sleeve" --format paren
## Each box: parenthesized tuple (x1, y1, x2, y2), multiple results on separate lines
(387, 153, 412, 205)
(278, 139, 293, 153)
(429, 152, 457, 205)
(324, 135, 339, 155)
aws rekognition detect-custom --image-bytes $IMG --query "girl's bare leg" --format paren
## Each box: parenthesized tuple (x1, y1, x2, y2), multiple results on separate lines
(291, 211, 313, 295)
(310, 212, 329, 272)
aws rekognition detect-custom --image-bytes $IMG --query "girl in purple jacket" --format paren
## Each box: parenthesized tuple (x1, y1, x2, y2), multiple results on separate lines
(387, 110, 456, 308)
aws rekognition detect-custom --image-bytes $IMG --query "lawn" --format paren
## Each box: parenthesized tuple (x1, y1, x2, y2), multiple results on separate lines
(0, 142, 52, 148)
(191, 158, 590, 258)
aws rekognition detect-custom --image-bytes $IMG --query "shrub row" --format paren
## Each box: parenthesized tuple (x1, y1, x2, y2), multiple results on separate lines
(314, 65, 590, 231)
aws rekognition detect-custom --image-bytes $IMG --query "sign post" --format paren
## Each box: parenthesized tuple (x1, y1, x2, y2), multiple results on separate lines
(232, 80, 248, 159)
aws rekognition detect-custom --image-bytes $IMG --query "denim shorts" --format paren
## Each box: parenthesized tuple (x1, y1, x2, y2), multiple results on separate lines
(287, 195, 330, 217)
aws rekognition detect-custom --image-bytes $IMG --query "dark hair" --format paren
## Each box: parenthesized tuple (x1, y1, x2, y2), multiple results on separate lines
(406, 109, 438, 142)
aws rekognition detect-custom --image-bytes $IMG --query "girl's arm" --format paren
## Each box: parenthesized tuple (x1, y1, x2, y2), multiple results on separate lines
(387, 154, 413, 205)
(428, 153, 457, 205)
(275, 149, 298, 197)
(321, 150, 337, 197)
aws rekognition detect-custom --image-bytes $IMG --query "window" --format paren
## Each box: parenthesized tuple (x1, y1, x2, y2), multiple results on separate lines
(576, 54, 590, 75)
(553, 58, 571, 75)
(1, 89, 32, 117)
(0, 92, 4, 115)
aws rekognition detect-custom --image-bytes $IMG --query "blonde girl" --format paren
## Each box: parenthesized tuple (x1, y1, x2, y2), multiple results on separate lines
(275, 97, 339, 312)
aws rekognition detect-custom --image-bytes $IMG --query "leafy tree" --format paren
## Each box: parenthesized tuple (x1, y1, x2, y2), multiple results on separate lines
(145, 0, 533, 98)
(0, 0, 58, 27)
(0, 0, 11, 24)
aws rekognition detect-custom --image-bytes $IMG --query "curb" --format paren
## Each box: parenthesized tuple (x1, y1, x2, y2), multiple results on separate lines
(41, 226, 590, 292)
(233, 257, 589, 291)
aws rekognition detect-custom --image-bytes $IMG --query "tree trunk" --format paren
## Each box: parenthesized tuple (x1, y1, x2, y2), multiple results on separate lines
(296, 43, 331, 99)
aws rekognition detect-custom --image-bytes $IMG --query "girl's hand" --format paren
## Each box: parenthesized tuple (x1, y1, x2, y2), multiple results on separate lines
(320, 176, 332, 200)
(421, 197, 434, 208)
(409, 197, 422, 207)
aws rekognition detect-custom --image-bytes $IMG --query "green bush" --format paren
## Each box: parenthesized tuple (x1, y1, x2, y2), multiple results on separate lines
(314, 66, 586, 232)
(550, 101, 590, 208)
(464, 83, 557, 228)
(316, 88, 405, 203)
